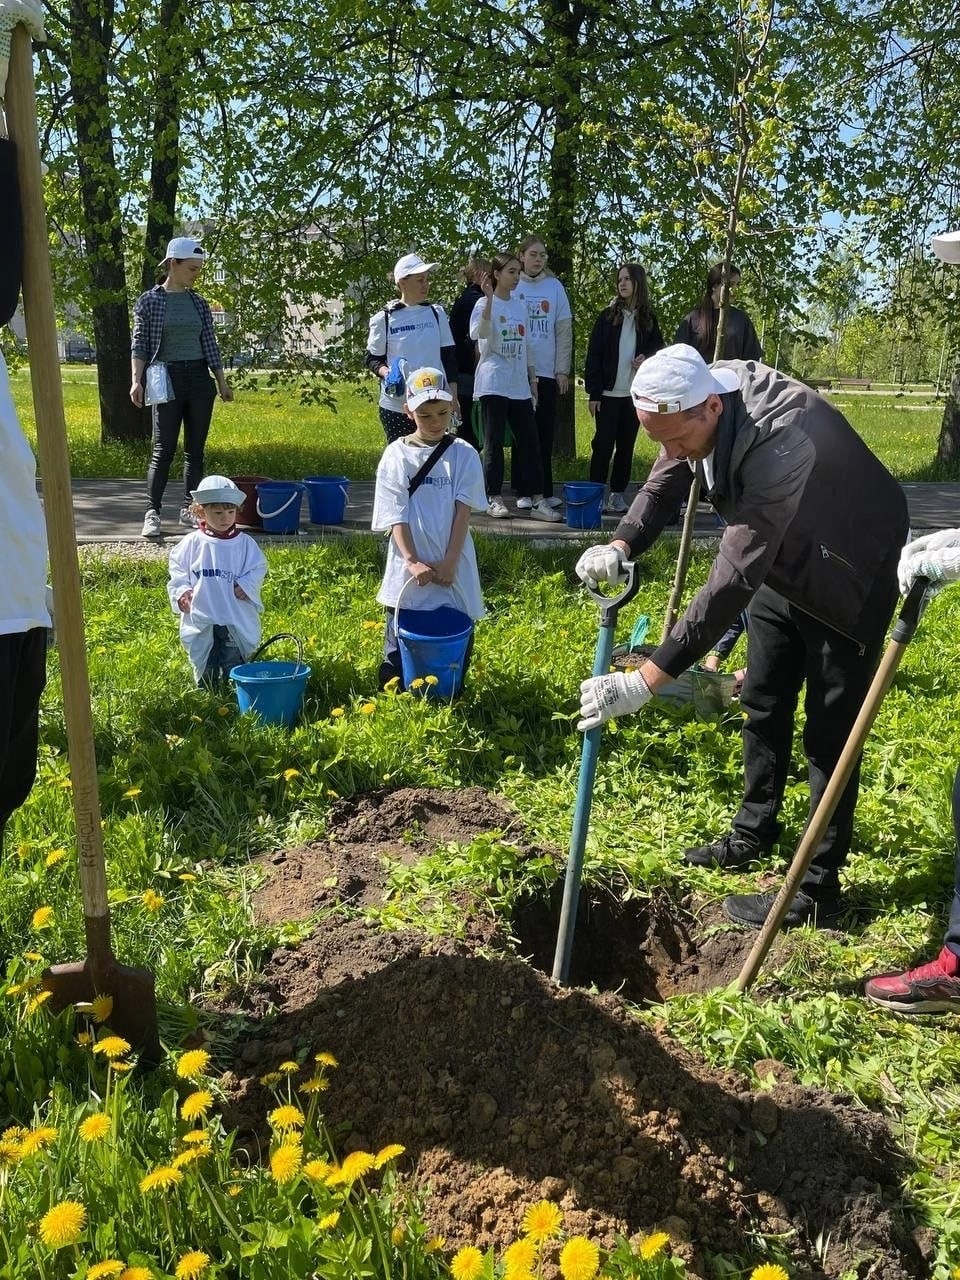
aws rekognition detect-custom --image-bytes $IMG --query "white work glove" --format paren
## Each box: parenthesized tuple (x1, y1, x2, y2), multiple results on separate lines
(897, 528, 960, 596)
(578, 670, 651, 731)
(0, 0, 45, 97)
(575, 543, 629, 589)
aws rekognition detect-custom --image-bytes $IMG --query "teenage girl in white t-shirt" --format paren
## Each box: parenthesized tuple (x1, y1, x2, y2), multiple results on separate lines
(469, 253, 562, 523)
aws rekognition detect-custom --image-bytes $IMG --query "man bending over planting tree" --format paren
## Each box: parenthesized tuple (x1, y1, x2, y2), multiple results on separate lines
(574, 344, 907, 930)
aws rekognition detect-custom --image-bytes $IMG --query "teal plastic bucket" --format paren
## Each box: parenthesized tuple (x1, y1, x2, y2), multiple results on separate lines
(563, 481, 605, 530)
(256, 481, 303, 534)
(230, 634, 310, 727)
(398, 605, 474, 699)
(303, 475, 350, 524)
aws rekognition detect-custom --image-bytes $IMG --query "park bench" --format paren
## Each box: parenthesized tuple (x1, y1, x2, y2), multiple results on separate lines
(834, 377, 872, 389)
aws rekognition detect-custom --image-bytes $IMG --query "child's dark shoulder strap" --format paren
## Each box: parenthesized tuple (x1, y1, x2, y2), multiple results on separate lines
(408, 434, 455, 498)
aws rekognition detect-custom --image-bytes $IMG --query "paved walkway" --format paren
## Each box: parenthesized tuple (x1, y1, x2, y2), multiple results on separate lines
(46, 478, 960, 544)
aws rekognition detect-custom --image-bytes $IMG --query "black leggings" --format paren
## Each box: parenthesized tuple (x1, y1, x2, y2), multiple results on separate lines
(0, 627, 46, 847)
(481, 395, 542, 498)
(588, 395, 640, 494)
(146, 360, 217, 512)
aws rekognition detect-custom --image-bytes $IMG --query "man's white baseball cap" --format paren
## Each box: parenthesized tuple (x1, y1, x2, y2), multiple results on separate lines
(932, 230, 960, 264)
(631, 343, 741, 413)
(394, 252, 437, 282)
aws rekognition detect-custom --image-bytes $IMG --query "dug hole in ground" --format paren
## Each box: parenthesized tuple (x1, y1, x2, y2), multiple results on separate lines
(210, 785, 926, 1279)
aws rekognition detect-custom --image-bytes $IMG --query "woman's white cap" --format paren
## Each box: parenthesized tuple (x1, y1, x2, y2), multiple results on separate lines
(159, 237, 206, 265)
(190, 475, 244, 506)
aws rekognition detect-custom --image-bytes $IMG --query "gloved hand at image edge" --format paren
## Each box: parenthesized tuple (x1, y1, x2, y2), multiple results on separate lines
(897, 528, 960, 596)
(578, 670, 652, 731)
(575, 543, 629, 589)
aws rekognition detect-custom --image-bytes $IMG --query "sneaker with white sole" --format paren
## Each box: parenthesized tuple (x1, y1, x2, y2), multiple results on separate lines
(530, 499, 563, 523)
(487, 498, 510, 518)
(606, 492, 629, 514)
(516, 496, 534, 510)
(141, 508, 162, 538)
(545, 495, 563, 509)
(179, 506, 199, 528)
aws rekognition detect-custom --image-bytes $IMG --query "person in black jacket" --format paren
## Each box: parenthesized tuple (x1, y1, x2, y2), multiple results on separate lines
(447, 256, 489, 450)
(675, 262, 762, 362)
(575, 346, 907, 930)
(584, 263, 664, 513)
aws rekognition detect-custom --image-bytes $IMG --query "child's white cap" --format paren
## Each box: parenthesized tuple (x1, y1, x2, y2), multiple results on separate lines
(406, 366, 452, 409)
(394, 252, 436, 282)
(190, 475, 245, 506)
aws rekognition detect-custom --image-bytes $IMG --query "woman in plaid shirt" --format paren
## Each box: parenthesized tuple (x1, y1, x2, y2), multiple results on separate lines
(130, 237, 233, 538)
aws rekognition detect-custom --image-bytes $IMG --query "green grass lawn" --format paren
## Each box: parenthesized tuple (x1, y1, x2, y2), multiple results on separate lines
(8, 366, 952, 483)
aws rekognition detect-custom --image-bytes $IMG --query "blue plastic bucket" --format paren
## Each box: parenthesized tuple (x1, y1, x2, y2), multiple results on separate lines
(303, 475, 350, 524)
(256, 481, 304, 534)
(398, 605, 474, 700)
(230, 634, 310, 727)
(563, 481, 605, 530)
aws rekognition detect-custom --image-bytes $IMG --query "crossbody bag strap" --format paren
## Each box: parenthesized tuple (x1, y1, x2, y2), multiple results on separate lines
(408, 434, 455, 498)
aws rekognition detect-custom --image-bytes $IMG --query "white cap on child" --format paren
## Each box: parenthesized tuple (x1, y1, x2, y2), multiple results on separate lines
(190, 475, 245, 506)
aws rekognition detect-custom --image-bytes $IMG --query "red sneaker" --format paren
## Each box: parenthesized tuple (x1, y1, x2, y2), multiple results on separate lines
(864, 946, 960, 1015)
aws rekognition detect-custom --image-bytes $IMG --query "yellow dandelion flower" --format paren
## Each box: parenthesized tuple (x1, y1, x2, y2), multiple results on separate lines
(22, 950, 44, 962)
(176, 1049, 211, 1080)
(282, 768, 300, 782)
(391, 1222, 406, 1245)
(88, 1262, 125, 1280)
(315, 1051, 338, 1067)
(31, 905, 55, 930)
(16, 842, 30, 859)
(424, 674, 439, 686)
(450, 1245, 485, 1280)
(299, 1074, 328, 1094)
(559, 1236, 600, 1280)
(93, 1035, 131, 1060)
(123, 786, 142, 798)
(79, 1113, 111, 1143)
(409, 678, 424, 690)
(425, 1237, 446, 1253)
(268, 1105, 305, 1130)
(226, 1184, 242, 1197)
(259, 1071, 282, 1087)
(175, 1251, 210, 1280)
(303, 1158, 332, 1181)
(0, 1139, 23, 1168)
(172, 1145, 211, 1167)
(374, 1143, 405, 1168)
(277, 1059, 300, 1074)
(328, 1149, 376, 1185)
(38, 1199, 86, 1248)
(504, 1239, 537, 1274)
(112, 1062, 134, 1074)
(361, 619, 381, 630)
(330, 707, 345, 717)
(269, 1142, 301, 1185)
(77, 1030, 93, 1047)
(182, 1129, 208, 1145)
(178, 872, 197, 882)
(139, 1166, 184, 1193)
(180, 1090, 213, 1122)
(749, 1268, 789, 1280)
(317, 1211, 341, 1231)
(2, 1125, 26, 1142)
(384, 675, 401, 691)
(45, 849, 67, 868)
(19, 1126, 58, 1157)
(5, 978, 39, 997)
(89, 994, 113, 1022)
(359, 702, 376, 715)
(141, 889, 164, 912)
(638, 1232, 671, 1261)
(522, 1200, 563, 1244)
(27, 990, 53, 1014)
(119, 1269, 153, 1280)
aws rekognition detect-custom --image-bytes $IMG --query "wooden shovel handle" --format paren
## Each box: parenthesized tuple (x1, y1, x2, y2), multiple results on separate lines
(6, 27, 111, 945)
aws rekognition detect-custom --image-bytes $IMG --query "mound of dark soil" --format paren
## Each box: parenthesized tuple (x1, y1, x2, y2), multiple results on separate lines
(217, 787, 925, 1279)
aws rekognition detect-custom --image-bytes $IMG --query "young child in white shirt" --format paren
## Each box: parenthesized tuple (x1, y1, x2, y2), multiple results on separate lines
(167, 475, 267, 687)
(372, 367, 487, 689)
